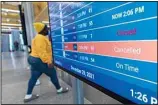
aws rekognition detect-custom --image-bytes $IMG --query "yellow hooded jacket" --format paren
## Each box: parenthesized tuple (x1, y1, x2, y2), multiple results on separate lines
(30, 22, 52, 64)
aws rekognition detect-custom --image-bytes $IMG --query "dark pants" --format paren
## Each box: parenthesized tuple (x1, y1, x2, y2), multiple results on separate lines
(27, 56, 61, 94)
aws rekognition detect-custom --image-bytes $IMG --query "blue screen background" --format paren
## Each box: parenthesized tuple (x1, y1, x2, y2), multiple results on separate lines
(48, 2, 157, 104)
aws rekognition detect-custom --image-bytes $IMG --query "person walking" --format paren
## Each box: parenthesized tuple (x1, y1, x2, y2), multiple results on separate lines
(14, 41, 19, 51)
(24, 22, 69, 103)
(27, 45, 41, 86)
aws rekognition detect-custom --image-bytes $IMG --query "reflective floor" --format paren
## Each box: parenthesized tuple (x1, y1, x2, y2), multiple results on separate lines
(2, 52, 91, 104)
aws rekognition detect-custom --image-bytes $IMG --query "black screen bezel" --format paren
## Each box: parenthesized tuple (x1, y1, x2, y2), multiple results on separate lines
(47, 1, 157, 104)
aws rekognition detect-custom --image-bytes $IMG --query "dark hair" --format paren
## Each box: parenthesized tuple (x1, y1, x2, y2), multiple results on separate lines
(39, 25, 48, 35)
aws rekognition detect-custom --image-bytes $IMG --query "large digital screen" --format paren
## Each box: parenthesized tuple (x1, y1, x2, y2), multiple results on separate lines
(48, 2, 157, 104)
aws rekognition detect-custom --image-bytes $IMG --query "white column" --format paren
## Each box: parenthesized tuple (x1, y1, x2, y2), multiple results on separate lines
(22, 2, 36, 46)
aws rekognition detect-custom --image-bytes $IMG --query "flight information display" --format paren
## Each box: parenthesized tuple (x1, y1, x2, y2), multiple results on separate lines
(48, 2, 157, 104)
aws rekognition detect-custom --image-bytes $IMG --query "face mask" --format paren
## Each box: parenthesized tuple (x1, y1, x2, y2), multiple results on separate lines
(48, 30, 50, 36)
(45, 30, 48, 35)
(48, 30, 52, 41)
(43, 25, 49, 35)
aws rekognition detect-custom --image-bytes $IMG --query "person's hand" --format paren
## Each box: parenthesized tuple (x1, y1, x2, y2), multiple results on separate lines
(48, 63, 54, 68)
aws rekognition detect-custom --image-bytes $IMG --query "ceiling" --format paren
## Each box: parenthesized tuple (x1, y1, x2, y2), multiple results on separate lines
(1, 2, 49, 32)
(33, 2, 49, 23)
(1, 2, 21, 32)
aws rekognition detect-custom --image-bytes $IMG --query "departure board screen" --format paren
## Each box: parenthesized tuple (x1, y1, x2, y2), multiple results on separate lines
(48, 2, 157, 104)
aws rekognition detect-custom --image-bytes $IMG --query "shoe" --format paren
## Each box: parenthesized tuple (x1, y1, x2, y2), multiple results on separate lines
(57, 87, 69, 94)
(35, 80, 40, 86)
(24, 94, 39, 103)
